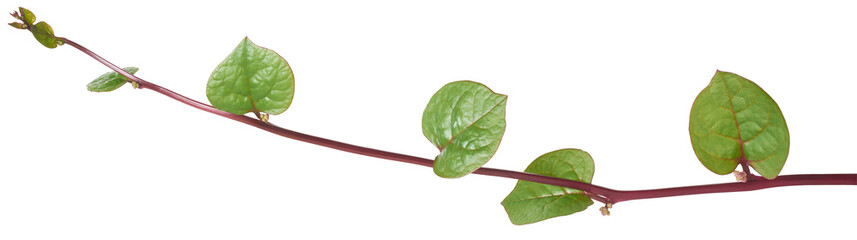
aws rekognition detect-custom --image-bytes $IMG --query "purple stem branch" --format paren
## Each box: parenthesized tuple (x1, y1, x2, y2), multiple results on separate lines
(58, 37, 857, 205)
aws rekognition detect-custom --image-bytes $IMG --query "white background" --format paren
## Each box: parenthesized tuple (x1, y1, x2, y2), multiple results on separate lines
(2, 0, 856, 239)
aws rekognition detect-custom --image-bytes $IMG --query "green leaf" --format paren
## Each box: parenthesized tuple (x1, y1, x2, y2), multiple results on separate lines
(689, 71, 789, 179)
(9, 22, 26, 29)
(11, 8, 63, 49)
(501, 149, 595, 225)
(206, 37, 295, 117)
(87, 67, 139, 92)
(422, 81, 507, 178)
(19, 7, 35, 25)
(31, 21, 62, 49)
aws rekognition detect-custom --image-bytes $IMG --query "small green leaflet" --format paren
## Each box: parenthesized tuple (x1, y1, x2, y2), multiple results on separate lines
(87, 67, 139, 92)
(689, 71, 789, 179)
(18, 7, 35, 25)
(206, 37, 295, 118)
(422, 81, 507, 178)
(31, 21, 61, 48)
(9, 7, 63, 49)
(501, 149, 595, 225)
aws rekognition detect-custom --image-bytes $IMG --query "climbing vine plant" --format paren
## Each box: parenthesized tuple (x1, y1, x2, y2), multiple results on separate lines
(9, 7, 856, 225)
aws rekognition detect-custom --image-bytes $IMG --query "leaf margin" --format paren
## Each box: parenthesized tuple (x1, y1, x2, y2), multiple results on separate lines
(87, 67, 139, 92)
(501, 148, 595, 225)
(689, 70, 790, 179)
(205, 37, 296, 118)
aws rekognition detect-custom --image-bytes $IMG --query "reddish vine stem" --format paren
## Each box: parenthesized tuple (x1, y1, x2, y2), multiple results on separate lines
(58, 37, 856, 206)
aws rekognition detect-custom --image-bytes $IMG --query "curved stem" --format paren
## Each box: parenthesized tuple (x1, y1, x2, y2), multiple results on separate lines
(609, 173, 856, 203)
(58, 37, 857, 205)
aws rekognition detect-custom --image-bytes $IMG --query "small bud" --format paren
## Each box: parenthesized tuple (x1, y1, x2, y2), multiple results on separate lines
(9, 22, 26, 29)
(130, 81, 140, 89)
(10, 11, 19, 19)
(260, 113, 270, 122)
(733, 171, 748, 183)
(600, 203, 613, 216)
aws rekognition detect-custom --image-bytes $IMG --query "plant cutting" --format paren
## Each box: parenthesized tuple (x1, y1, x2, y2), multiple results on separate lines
(8, 7, 856, 225)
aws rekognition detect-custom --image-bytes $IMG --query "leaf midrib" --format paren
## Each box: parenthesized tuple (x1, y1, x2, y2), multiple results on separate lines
(240, 40, 260, 114)
(507, 190, 586, 203)
(722, 79, 747, 163)
(438, 95, 506, 151)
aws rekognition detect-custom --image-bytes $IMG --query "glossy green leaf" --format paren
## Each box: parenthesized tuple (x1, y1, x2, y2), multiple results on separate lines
(422, 81, 507, 178)
(87, 67, 139, 92)
(689, 71, 789, 179)
(501, 149, 595, 225)
(206, 37, 295, 117)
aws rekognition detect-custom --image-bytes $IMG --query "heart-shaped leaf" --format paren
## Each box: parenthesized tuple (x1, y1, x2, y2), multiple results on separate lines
(87, 67, 139, 92)
(206, 37, 295, 118)
(422, 81, 506, 178)
(501, 149, 595, 225)
(689, 71, 789, 179)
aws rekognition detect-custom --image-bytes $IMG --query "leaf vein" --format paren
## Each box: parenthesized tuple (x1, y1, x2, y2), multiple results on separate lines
(440, 95, 505, 150)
